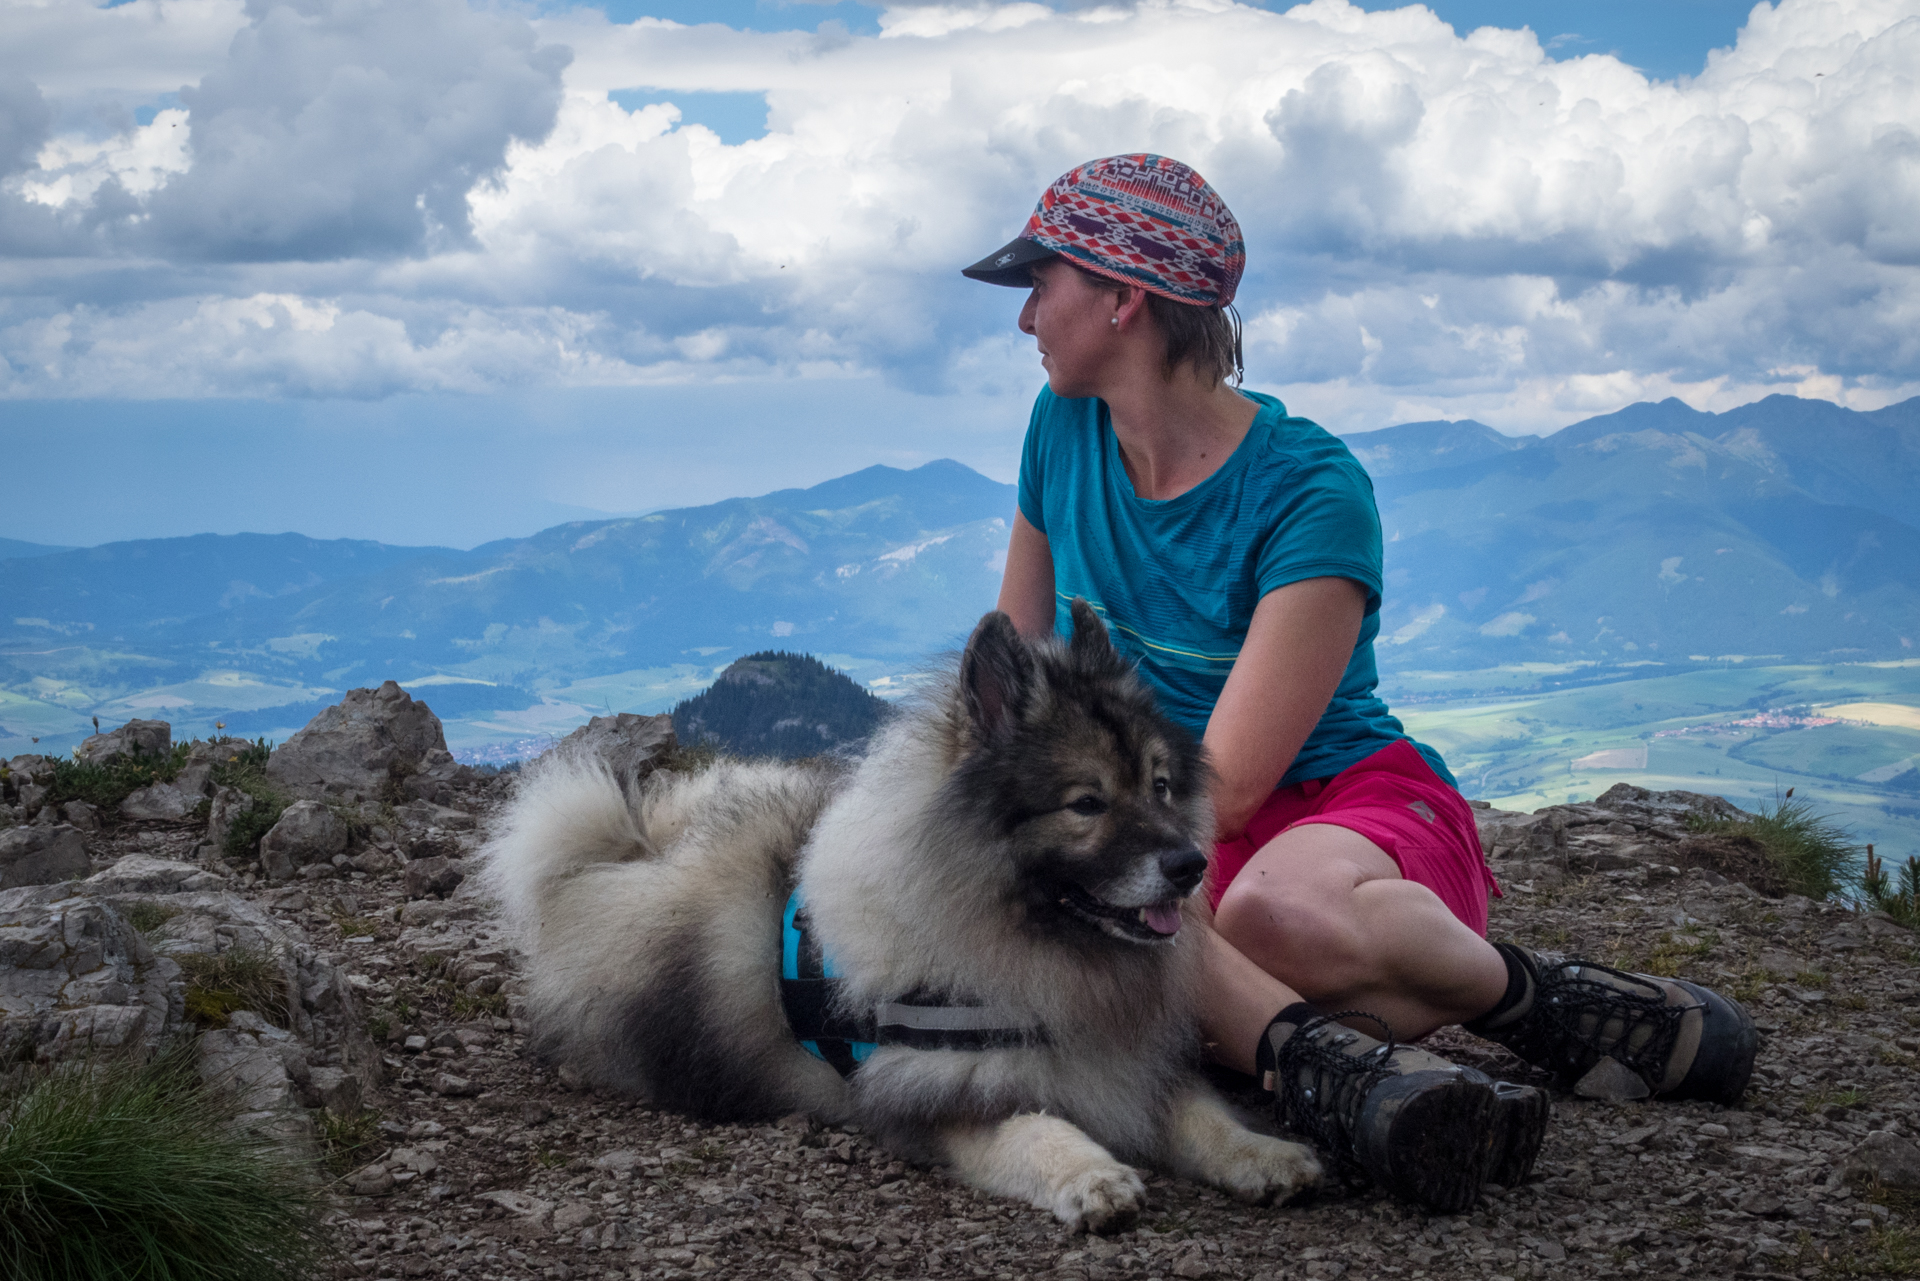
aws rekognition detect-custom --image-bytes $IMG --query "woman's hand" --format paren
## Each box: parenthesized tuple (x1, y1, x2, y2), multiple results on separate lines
(997, 511, 1057, 639)
(1204, 577, 1366, 840)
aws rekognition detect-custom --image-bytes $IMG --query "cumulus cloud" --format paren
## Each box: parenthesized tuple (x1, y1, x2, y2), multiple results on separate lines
(1, 0, 1917, 428)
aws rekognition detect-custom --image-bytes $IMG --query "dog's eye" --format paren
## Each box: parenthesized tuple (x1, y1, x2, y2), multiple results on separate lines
(1153, 777, 1171, 798)
(1068, 795, 1107, 816)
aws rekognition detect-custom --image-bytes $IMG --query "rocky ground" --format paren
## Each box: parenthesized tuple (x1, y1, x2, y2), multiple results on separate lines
(5, 700, 1919, 1281)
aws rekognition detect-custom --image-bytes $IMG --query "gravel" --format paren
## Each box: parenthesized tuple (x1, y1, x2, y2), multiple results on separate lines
(61, 785, 1920, 1281)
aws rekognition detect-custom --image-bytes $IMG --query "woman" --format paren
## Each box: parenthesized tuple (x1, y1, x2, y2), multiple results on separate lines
(961, 155, 1758, 1213)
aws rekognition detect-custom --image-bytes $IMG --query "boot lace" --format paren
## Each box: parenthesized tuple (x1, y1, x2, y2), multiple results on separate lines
(1508, 961, 1703, 1087)
(1273, 1011, 1398, 1169)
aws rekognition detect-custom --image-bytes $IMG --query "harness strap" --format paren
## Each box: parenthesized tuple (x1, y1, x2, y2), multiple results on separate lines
(779, 890, 1047, 1078)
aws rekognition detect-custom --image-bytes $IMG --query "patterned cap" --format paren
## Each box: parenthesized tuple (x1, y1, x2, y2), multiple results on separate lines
(961, 154, 1245, 307)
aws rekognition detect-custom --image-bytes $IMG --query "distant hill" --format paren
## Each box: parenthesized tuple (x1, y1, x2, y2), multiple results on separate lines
(4, 395, 1920, 755)
(1343, 394, 1920, 672)
(671, 652, 889, 758)
(0, 538, 77, 560)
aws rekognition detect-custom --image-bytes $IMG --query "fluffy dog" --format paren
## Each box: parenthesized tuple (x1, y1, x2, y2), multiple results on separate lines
(481, 603, 1321, 1229)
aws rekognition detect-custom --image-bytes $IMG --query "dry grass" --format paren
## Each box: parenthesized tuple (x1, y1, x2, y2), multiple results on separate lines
(177, 948, 289, 1030)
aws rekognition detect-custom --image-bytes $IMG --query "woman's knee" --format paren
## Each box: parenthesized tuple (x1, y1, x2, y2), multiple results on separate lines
(1213, 878, 1374, 998)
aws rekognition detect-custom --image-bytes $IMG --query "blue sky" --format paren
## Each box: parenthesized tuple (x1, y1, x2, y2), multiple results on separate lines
(2, 0, 1916, 547)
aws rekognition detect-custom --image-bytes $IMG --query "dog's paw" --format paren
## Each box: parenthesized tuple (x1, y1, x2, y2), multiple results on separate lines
(1207, 1132, 1323, 1205)
(1049, 1162, 1147, 1234)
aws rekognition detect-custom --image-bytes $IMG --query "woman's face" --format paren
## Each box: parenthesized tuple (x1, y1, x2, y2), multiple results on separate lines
(1019, 259, 1121, 399)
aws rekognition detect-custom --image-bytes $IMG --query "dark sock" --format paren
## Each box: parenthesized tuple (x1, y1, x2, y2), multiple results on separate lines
(1253, 1001, 1322, 1085)
(1464, 942, 1532, 1034)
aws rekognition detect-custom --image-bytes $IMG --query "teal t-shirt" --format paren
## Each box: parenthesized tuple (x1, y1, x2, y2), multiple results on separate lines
(1016, 386, 1454, 788)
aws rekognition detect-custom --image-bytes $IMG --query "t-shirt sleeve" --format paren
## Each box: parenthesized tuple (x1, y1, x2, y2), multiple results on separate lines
(1015, 389, 1052, 534)
(1252, 449, 1384, 614)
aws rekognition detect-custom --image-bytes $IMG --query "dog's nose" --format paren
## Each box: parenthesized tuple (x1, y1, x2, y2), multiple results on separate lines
(1158, 847, 1208, 895)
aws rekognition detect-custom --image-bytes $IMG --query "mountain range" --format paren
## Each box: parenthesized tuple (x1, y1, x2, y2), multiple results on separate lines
(1358, 394, 1920, 672)
(3, 393, 1916, 754)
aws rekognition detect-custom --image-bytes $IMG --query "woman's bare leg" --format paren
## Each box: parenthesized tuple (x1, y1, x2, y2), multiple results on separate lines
(1203, 823, 1509, 1069)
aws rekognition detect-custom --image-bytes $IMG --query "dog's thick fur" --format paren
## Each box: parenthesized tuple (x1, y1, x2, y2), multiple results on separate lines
(482, 605, 1320, 1229)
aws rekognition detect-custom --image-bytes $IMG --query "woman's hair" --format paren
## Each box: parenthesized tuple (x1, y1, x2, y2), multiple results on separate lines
(1077, 265, 1244, 387)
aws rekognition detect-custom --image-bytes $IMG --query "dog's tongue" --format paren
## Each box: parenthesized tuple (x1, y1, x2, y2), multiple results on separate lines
(1143, 902, 1183, 936)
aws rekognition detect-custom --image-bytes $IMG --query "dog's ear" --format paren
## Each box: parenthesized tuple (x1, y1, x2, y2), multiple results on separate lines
(962, 611, 1034, 738)
(1067, 598, 1113, 664)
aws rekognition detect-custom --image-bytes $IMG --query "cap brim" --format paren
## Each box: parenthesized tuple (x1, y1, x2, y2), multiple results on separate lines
(961, 237, 1057, 287)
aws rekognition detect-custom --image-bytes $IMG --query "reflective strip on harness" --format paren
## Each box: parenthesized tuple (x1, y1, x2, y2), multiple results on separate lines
(779, 890, 1047, 1078)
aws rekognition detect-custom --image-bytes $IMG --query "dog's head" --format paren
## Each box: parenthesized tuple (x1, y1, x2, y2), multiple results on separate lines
(953, 600, 1214, 946)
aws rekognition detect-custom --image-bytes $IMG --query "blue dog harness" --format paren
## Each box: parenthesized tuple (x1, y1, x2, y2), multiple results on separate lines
(779, 890, 1048, 1078)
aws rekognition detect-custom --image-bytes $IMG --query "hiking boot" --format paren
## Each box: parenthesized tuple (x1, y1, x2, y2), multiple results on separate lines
(1487, 1080, 1550, 1188)
(1467, 942, 1758, 1105)
(1261, 1006, 1548, 1213)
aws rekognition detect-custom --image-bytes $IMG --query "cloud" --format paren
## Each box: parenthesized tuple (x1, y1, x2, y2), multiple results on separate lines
(0, 77, 52, 177)
(0, 0, 1917, 428)
(145, 0, 571, 260)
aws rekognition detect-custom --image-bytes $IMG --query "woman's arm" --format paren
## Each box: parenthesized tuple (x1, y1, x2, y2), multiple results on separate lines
(1204, 576, 1366, 841)
(996, 510, 1057, 639)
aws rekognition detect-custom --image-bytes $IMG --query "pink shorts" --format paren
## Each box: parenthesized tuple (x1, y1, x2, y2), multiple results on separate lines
(1208, 739, 1499, 935)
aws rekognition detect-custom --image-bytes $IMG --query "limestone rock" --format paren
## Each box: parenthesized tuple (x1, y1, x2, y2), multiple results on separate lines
(1588, 782, 1744, 831)
(133, 890, 380, 1098)
(0, 884, 182, 1062)
(401, 747, 478, 806)
(304, 1064, 364, 1117)
(14, 783, 50, 821)
(83, 855, 226, 895)
(1845, 1131, 1920, 1190)
(432, 1071, 479, 1097)
(0, 824, 90, 889)
(119, 782, 198, 822)
(197, 1027, 308, 1144)
(1573, 1056, 1651, 1102)
(547, 712, 676, 787)
(346, 1163, 397, 1196)
(77, 718, 172, 765)
(259, 800, 349, 882)
(3, 754, 56, 789)
(395, 798, 476, 832)
(404, 855, 465, 901)
(170, 737, 248, 798)
(206, 786, 252, 853)
(266, 681, 448, 800)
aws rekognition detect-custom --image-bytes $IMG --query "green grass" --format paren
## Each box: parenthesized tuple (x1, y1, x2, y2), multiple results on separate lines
(1814, 1224, 1920, 1277)
(1685, 795, 1860, 899)
(125, 903, 179, 936)
(44, 742, 189, 814)
(1389, 660, 1920, 857)
(208, 739, 288, 860)
(1860, 847, 1920, 928)
(317, 1109, 383, 1178)
(176, 949, 289, 1030)
(0, 1042, 328, 1280)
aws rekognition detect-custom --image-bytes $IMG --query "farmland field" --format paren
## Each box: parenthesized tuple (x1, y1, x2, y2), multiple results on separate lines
(1387, 659, 1920, 859)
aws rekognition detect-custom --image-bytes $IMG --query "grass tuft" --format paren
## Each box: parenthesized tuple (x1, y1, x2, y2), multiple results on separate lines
(317, 1108, 383, 1178)
(1684, 796, 1859, 899)
(45, 743, 190, 816)
(209, 740, 290, 861)
(1814, 1224, 1920, 1277)
(125, 903, 179, 936)
(177, 949, 289, 1030)
(451, 989, 509, 1021)
(1859, 845, 1920, 929)
(0, 1043, 328, 1280)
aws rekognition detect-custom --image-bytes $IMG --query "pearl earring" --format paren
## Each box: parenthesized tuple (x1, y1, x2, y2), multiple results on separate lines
(1110, 317, 1119, 327)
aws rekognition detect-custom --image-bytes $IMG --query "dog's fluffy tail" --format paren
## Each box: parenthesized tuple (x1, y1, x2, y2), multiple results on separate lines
(478, 755, 655, 937)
